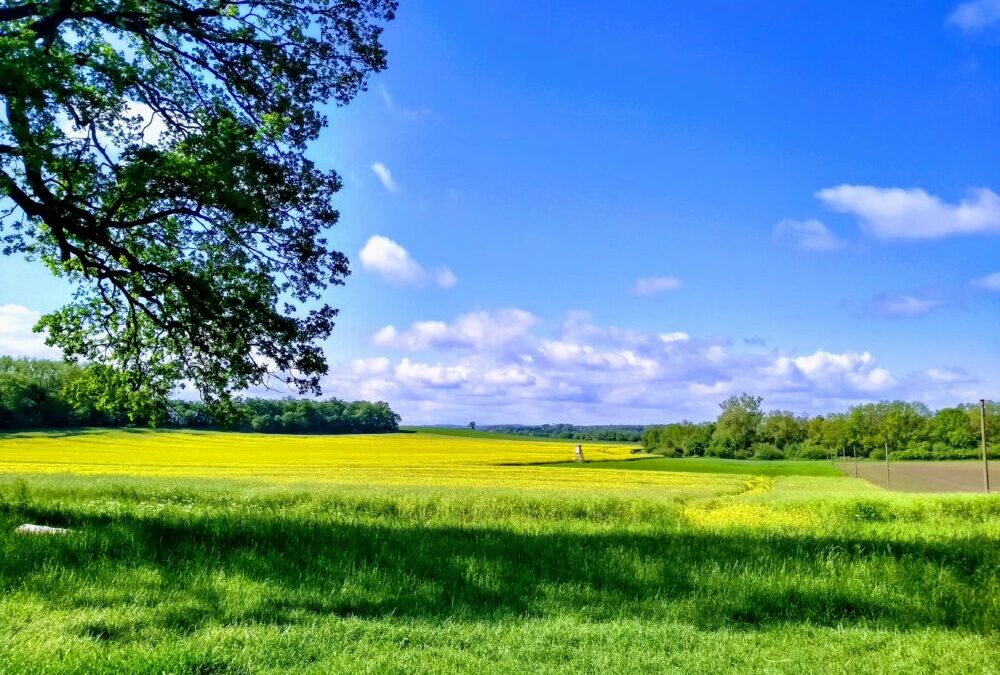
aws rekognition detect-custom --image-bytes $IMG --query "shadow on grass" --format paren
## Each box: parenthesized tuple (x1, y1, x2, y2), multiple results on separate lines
(0, 427, 111, 440)
(1, 504, 997, 635)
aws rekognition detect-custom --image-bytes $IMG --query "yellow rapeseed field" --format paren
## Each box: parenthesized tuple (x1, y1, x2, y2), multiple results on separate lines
(0, 429, 749, 499)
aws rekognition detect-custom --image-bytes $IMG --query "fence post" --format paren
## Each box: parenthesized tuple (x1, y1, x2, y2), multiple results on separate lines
(982, 399, 991, 495)
(884, 440, 890, 490)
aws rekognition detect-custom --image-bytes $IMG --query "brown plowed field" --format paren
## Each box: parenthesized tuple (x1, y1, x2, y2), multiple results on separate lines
(837, 460, 999, 493)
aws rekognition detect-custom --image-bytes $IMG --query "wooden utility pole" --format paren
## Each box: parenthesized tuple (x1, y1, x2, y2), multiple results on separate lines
(981, 400, 990, 495)
(884, 440, 890, 490)
(853, 446, 858, 478)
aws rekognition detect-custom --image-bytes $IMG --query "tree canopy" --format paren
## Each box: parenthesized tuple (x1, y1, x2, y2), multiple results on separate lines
(0, 0, 396, 412)
(642, 394, 998, 461)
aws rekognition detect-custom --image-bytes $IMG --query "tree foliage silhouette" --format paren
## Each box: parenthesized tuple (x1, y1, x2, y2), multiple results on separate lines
(0, 0, 396, 414)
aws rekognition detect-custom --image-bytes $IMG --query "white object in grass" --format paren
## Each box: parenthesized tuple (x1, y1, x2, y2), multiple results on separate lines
(15, 524, 71, 535)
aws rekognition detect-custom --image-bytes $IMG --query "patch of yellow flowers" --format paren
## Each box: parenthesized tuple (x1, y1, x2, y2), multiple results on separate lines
(0, 429, 747, 500)
(684, 478, 816, 528)
(684, 503, 816, 529)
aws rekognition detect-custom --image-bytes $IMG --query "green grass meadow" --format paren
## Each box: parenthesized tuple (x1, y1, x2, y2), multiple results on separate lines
(0, 432, 999, 673)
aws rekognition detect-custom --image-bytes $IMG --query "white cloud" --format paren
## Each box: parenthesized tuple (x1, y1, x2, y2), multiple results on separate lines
(372, 325, 399, 346)
(948, 0, 1000, 31)
(766, 350, 896, 393)
(373, 309, 537, 351)
(659, 331, 690, 344)
(972, 272, 1000, 291)
(483, 365, 536, 386)
(816, 185, 1000, 239)
(435, 267, 458, 288)
(395, 358, 469, 388)
(773, 218, 844, 251)
(0, 305, 59, 358)
(632, 276, 683, 296)
(359, 235, 457, 288)
(359, 235, 423, 283)
(370, 162, 398, 192)
(351, 357, 391, 376)
(318, 309, 966, 425)
(864, 294, 941, 319)
(540, 338, 659, 376)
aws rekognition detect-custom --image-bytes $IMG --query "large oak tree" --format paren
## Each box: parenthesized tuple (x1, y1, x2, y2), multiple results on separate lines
(0, 0, 396, 414)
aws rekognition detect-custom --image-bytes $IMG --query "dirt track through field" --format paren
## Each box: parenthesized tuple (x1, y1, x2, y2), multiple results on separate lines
(837, 460, 1000, 493)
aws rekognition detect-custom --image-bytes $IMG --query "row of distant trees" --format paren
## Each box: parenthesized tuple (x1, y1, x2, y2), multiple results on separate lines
(481, 424, 646, 442)
(169, 399, 400, 434)
(643, 394, 999, 461)
(0, 357, 399, 434)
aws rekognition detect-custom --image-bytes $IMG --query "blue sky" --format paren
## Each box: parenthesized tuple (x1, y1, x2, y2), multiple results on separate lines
(2, 0, 999, 423)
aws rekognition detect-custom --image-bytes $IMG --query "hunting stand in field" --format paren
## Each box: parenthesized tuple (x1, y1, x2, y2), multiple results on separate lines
(574, 445, 585, 462)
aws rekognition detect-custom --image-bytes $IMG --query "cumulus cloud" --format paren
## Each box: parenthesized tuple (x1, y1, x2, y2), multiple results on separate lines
(539, 339, 659, 376)
(318, 308, 967, 424)
(765, 351, 895, 393)
(972, 272, 1000, 291)
(373, 309, 537, 351)
(0, 305, 59, 358)
(359, 235, 457, 288)
(395, 358, 469, 388)
(863, 293, 942, 319)
(372, 325, 399, 345)
(816, 185, 1000, 239)
(350, 357, 391, 376)
(948, 0, 1000, 31)
(632, 276, 683, 296)
(773, 218, 844, 251)
(370, 162, 398, 192)
(483, 365, 536, 386)
(359, 236, 423, 283)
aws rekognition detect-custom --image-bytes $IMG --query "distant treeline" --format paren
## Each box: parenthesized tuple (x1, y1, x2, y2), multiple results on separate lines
(168, 399, 400, 434)
(643, 394, 998, 461)
(481, 424, 646, 442)
(0, 357, 400, 434)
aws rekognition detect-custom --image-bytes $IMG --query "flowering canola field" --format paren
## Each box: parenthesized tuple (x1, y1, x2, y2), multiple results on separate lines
(0, 429, 747, 498)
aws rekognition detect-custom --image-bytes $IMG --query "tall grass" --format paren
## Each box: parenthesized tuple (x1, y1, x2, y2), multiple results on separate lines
(0, 472, 998, 673)
(0, 430, 998, 673)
